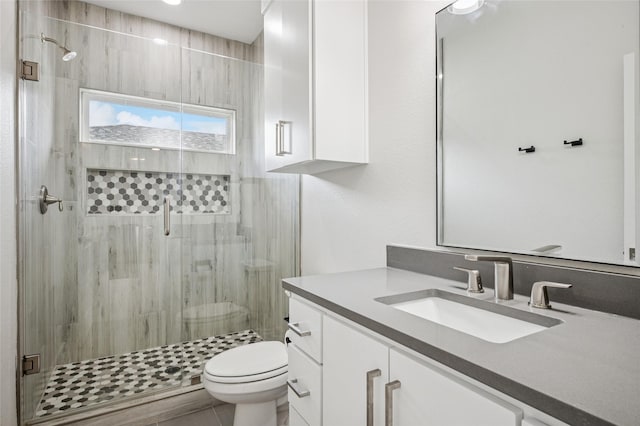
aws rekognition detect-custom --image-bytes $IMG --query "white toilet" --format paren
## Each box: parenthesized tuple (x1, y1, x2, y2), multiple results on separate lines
(203, 341, 288, 426)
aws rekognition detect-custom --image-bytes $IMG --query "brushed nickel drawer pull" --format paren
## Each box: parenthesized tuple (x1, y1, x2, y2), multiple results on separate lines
(385, 380, 401, 426)
(288, 322, 311, 337)
(287, 379, 310, 398)
(367, 369, 382, 426)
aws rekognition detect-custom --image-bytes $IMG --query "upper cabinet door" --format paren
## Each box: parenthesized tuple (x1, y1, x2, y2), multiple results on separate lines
(264, 0, 312, 172)
(313, 0, 367, 163)
(389, 349, 522, 426)
(280, 0, 313, 167)
(264, 0, 286, 172)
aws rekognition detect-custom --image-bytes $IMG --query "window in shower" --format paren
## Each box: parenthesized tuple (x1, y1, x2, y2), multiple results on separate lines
(80, 89, 236, 154)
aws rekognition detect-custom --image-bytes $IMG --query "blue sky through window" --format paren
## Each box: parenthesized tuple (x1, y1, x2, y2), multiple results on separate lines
(89, 100, 228, 135)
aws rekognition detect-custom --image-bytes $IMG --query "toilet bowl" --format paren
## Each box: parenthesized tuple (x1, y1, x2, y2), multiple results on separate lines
(203, 341, 288, 426)
(182, 302, 250, 340)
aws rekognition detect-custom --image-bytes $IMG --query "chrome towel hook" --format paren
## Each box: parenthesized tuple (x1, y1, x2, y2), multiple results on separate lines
(39, 185, 63, 214)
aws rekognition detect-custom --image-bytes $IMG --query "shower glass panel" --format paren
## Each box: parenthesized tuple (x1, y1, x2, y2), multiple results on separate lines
(18, 3, 300, 425)
(179, 48, 299, 360)
(19, 13, 185, 422)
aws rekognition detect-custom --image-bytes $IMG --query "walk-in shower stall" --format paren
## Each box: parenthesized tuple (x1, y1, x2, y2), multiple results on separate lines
(18, 1, 299, 423)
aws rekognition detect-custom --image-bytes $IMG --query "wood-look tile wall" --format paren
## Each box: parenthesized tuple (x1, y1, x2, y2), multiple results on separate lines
(19, 1, 298, 420)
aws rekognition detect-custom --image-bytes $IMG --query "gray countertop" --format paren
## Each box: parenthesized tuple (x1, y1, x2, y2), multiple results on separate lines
(282, 267, 640, 426)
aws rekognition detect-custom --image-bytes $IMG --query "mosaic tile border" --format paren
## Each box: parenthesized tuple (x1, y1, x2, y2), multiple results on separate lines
(87, 169, 230, 215)
(35, 329, 261, 418)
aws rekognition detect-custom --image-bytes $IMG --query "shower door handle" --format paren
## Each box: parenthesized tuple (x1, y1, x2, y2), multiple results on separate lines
(164, 196, 170, 236)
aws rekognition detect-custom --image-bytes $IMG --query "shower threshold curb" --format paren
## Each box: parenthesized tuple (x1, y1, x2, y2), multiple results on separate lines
(26, 385, 214, 426)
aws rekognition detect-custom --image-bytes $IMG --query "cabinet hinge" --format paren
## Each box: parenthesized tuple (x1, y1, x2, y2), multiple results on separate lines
(20, 60, 39, 81)
(22, 354, 41, 376)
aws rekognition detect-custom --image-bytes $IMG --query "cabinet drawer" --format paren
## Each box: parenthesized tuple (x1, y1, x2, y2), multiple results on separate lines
(289, 405, 310, 426)
(288, 297, 322, 363)
(288, 343, 322, 426)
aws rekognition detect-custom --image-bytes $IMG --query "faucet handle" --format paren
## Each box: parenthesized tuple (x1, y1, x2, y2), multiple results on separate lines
(453, 267, 484, 293)
(464, 255, 512, 264)
(529, 281, 572, 309)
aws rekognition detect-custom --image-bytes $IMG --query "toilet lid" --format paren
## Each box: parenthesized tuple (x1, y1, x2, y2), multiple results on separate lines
(204, 341, 287, 382)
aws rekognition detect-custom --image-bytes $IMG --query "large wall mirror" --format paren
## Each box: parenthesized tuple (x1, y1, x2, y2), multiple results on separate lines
(436, 0, 640, 266)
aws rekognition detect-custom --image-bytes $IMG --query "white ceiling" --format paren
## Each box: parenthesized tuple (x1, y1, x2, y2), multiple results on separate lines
(83, 0, 264, 44)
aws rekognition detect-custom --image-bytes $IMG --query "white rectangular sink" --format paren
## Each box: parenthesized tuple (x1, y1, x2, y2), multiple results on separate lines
(376, 289, 562, 344)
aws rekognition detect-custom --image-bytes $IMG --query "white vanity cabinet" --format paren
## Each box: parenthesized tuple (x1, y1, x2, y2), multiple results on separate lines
(263, 0, 368, 174)
(287, 297, 323, 426)
(288, 294, 566, 426)
(322, 315, 522, 426)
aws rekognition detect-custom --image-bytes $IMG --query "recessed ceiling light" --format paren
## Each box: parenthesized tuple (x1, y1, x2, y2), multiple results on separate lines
(151, 148, 161, 151)
(448, 0, 484, 15)
(153, 38, 168, 46)
(162, 0, 182, 5)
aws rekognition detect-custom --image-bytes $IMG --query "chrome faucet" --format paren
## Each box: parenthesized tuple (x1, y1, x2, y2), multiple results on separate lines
(464, 255, 513, 301)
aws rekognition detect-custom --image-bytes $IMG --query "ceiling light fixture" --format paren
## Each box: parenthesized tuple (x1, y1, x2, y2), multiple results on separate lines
(153, 38, 168, 46)
(162, 0, 182, 5)
(448, 0, 484, 15)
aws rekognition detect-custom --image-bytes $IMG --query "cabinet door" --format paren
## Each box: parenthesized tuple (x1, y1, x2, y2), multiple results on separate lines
(323, 315, 389, 426)
(389, 349, 522, 426)
(279, 0, 312, 167)
(264, 0, 284, 172)
(314, 0, 367, 163)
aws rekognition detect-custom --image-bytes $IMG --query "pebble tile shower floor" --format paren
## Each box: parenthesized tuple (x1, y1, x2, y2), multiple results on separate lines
(35, 330, 262, 418)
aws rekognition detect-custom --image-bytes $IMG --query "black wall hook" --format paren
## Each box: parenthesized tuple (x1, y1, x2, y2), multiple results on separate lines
(518, 146, 535, 153)
(564, 138, 583, 147)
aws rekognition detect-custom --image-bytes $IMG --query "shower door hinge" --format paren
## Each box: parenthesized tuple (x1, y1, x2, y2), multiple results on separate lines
(22, 354, 41, 376)
(20, 60, 39, 81)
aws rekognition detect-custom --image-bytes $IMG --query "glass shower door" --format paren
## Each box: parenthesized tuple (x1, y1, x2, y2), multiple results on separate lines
(18, 12, 186, 422)
(177, 45, 300, 369)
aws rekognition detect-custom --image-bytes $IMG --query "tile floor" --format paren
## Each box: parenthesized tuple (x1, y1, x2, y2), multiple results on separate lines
(36, 330, 262, 418)
(148, 404, 289, 426)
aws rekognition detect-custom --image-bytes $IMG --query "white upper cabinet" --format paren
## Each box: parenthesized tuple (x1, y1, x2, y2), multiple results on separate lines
(264, 0, 368, 174)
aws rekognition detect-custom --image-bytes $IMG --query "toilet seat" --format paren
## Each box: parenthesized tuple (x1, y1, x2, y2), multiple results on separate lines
(204, 341, 287, 385)
(205, 365, 288, 384)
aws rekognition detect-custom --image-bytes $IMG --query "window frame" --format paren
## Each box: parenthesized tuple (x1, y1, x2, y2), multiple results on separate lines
(79, 88, 237, 154)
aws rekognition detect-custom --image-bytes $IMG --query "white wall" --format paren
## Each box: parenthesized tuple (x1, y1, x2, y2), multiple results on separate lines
(301, 0, 448, 275)
(0, 0, 18, 424)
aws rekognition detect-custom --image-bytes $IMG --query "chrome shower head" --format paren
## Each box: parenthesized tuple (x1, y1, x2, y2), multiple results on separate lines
(40, 33, 77, 62)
